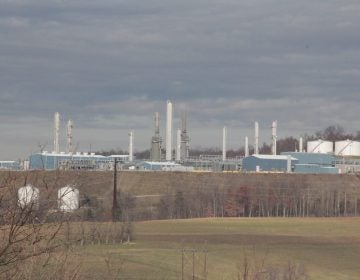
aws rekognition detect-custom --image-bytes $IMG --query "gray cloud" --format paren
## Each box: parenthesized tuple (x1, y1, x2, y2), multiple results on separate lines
(0, 0, 360, 158)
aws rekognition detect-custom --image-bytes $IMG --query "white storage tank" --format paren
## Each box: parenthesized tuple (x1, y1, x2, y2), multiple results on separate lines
(58, 185, 79, 212)
(335, 140, 360, 156)
(307, 139, 333, 154)
(18, 185, 40, 209)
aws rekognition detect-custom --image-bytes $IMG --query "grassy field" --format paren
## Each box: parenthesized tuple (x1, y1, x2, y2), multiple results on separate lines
(68, 217, 360, 280)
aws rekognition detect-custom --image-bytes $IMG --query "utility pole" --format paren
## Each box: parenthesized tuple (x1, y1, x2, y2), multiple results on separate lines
(181, 249, 184, 280)
(112, 158, 118, 221)
(192, 250, 195, 280)
(180, 248, 209, 279)
(203, 249, 207, 280)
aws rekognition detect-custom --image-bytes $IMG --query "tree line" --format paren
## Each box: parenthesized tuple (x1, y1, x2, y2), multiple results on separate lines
(153, 184, 360, 220)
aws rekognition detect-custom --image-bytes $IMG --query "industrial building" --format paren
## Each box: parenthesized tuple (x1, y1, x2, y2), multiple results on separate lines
(242, 152, 340, 174)
(0, 161, 21, 170)
(242, 155, 298, 172)
(281, 152, 334, 166)
(242, 153, 342, 174)
(281, 152, 339, 174)
(184, 155, 242, 171)
(334, 157, 360, 174)
(29, 152, 114, 170)
(108, 155, 131, 162)
(292, 140, 360, 174)
(26, 110, 135, 171)
(240, 134, 360, 174)
(294, 164, 339, 174)
(140, 161, 194, 171)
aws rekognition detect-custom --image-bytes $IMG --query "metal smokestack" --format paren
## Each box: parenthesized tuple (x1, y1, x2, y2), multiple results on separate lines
(165, 100, 173, 161)
(222, 126, 227, 161)
(66, 120, 73, 153)
(155, 112, 160, 135)
(54, 112, 60, 153)
(245, 136, 249, 157)
(271, 121, 277, 155)
(129, 130, 134, 162)
(254, 121, 259, 155)
(176, 129, 181, 162)
(299, 137, 303, 152)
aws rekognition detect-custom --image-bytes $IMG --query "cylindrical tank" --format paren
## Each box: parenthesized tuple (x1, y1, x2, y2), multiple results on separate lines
(58, 186, 79, 212)
(18, 185, 40, 209)
(307, 139, 333, 153)
(335, 140, 360, 156)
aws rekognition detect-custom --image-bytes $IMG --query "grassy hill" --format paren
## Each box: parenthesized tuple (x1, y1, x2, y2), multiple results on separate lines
(72, 217, 360, 279)
(2, 171, 360, 278)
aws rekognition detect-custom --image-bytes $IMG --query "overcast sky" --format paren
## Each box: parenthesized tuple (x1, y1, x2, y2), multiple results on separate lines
(1, 0, 360, 159)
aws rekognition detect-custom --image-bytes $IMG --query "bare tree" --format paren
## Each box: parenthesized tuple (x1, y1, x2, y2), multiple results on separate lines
(0, 173, 66, 279)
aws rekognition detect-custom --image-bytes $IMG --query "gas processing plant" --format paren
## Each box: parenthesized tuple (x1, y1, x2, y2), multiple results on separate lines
(1, 100, 360, 174)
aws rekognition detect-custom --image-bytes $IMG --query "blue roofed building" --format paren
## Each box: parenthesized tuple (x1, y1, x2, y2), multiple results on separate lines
(242, 155, 298, 172)
(281, 152, 335, 166)
(0, 161, 21, 170)
(29, 152, 113, 170)
(281, 152, 339, 174)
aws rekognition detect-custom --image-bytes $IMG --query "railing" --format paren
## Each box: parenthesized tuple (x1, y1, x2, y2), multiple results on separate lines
(333, 160, 360, 166)
(186, 155, 243, 162)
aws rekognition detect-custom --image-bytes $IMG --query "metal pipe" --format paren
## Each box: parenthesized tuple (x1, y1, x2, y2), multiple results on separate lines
(272, 120, 277, 155)
(245, 136, 249, 157)
(254, 121, 259, 155)
(222, 126, 227, 161)
(299, 137, 303, 152)
(129, 131, 134, 162)
(287, 155, 292, 173)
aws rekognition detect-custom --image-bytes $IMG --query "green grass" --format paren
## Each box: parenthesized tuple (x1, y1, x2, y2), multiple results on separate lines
(74, 217, 360, 280)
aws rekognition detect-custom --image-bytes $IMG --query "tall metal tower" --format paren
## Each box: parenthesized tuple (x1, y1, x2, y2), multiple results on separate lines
(150, 112, 162, 161)
(54, 112, 60, 153)
(271, 121, 277, 155)
(129, 130, 134, 162)
(176, 128, 181, 162)
(165, 100, 173, 161)
(254, 121, 259, 155)
(222, 126, 227, 161)
(299, 137, 303, 152)
(244, 136, 249, 157)
(180, 113, 190, 161)
(66, 119, 73, 153)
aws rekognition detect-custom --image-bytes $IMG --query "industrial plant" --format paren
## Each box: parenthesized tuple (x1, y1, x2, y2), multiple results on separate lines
(1, 100, 360, 174)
